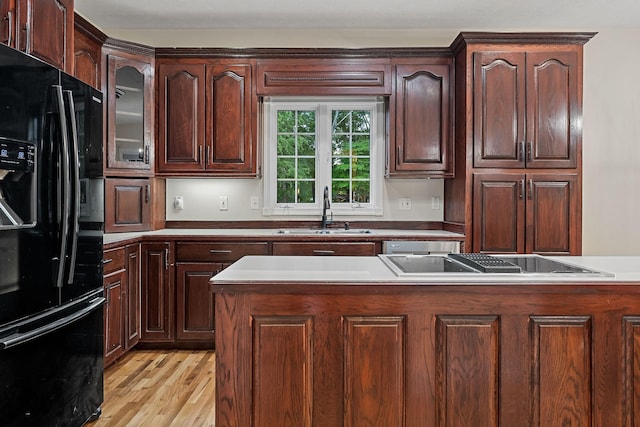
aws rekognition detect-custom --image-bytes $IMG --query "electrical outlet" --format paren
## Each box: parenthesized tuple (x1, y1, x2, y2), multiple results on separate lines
(173, 196, 184, 210)
(219, 196, 228, 211)
(431, 196, 441, 210)
(250, 196, 260, 210)
(399, 198, 411, 210)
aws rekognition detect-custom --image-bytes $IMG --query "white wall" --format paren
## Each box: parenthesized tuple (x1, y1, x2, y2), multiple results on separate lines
(582, 31, 640, 255)
(166, 178, 445, 222)
(104, 28, 640, 254)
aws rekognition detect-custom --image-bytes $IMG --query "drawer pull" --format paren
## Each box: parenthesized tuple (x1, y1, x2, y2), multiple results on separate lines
(209, 250, 233, 254)
(313, 250, 335, 255)
(102, 258, 113, 264)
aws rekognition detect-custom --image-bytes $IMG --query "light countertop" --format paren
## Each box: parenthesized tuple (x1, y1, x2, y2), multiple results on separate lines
(103, 228, 464, 245)
(210, 255, 640, 285)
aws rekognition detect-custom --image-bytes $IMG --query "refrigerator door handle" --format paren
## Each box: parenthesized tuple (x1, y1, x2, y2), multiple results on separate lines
(53, 85, 72, 289)
(0, 297, 105, 349)
(64, 90, 80, 284)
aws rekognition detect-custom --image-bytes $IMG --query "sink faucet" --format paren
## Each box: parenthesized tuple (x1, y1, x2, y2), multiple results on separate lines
(321, 185, 331, 229)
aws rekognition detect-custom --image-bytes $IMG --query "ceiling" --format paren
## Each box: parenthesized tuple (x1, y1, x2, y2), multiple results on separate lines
(75, 0, 640, 32)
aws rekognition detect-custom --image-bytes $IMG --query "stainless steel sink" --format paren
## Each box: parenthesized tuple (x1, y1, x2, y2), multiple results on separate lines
(275, 228, 373, 235)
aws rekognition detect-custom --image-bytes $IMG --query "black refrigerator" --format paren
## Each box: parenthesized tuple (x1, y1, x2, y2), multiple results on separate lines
(0, 43, 104, 426)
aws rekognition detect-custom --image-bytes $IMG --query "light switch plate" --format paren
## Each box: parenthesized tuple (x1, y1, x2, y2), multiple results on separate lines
(250, 196, 260, 210)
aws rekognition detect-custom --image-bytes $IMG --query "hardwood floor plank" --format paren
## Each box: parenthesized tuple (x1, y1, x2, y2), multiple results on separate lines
(87, 350, 216, 427)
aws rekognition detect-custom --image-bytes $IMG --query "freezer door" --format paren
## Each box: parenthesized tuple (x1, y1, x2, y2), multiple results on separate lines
(0, 289, 105, 426)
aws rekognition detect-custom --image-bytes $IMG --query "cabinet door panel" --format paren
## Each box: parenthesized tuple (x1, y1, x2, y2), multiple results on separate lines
(73, 28, 101, 89)
(272, 242, 377, 256)
(141, 242, 173, 342)
(526, 174, 578, 254)
(206, 64, 254, 173)
(157, 63, 206, 172)
(473, 52, 526, 168)
(526, 51, 579, 168)
(125, 244, 141, 349)
(16, 0, 72, 71)
(392, 60, 453, 176)
(104, 270, 125, 367)
(105, 178, 150, 233)
(1, 0, 15, 46)
(176, 263, 217, 342)
(105, 53, 154, 172)
(473, 173, 525, 253)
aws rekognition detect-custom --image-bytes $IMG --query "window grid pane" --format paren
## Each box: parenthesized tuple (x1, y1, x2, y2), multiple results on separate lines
(331, 109, 371, 204)
(276, 110, 316, 204)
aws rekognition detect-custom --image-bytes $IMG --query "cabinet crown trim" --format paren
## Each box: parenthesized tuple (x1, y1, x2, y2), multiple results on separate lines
(450, 32, 597, 54)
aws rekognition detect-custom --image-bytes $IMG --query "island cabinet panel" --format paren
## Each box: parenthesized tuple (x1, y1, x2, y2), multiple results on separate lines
(435, 316, 499, 427)
(623, 317, 640, 426)
(473, 50, 579, 169)
(253, 316, 313, 427)
(215, 284, 639, 427)
(531, 316, 591, 427)
(344, 316, 405, 427)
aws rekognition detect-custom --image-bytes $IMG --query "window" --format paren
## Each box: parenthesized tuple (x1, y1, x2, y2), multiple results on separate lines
(263, 97, 384, 216)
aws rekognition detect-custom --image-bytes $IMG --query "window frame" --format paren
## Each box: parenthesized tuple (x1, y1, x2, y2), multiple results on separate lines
(263, 96, 385, 216)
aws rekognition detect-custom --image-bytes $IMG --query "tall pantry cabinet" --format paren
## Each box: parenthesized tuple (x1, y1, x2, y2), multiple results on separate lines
(445, 32, 595, 255)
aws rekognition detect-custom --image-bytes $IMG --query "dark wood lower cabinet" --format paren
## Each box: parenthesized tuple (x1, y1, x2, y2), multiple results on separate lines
(103, 269, 125, 367)
(472, 172, 579, 254)
(215, 282, 640, 427)
(140, 241, 173, 342)
(272, 241, 377, 256)
(124, 243, 141, 349)
(175, 263, 218, 342)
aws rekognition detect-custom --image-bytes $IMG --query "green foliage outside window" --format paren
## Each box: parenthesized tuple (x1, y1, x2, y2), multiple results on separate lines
(275, 107, 371, 205)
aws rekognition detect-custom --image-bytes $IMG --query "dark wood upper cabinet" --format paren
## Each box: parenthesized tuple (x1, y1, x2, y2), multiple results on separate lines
(473, 50, 579, 169)
(473, 172, 579, 255)
(157, 63, 205, 172)
(2, 0, 74, 72)
(104, 177, 165, 233)
(256, 59, 391, 96)
(104, 41, 155, 175)
(0, 0, 14, 47)
(205, 63, 254, 173)
(157, 60, 257, 176)
(388, 58, 454, 177)
(73, 14, 105, 90)
(445, 33, 593, 255)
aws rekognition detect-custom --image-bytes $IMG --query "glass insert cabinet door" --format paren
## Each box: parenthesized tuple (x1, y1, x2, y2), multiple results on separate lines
(106, 54, 153, 171)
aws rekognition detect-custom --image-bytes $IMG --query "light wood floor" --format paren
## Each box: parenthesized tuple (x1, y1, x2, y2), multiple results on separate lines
(87, 350, 216, 427)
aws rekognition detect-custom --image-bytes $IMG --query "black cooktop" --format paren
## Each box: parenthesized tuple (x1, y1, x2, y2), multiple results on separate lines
(380, 254, 612, 276)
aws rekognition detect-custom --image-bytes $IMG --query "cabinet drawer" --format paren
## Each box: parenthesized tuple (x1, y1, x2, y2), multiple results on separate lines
(103, 247, 126, 275)
(272, 242, 377, 256)
(175, 242, 269, 262)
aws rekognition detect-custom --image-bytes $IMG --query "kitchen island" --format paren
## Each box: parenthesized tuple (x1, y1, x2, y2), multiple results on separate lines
(211, 255, 640, 427)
